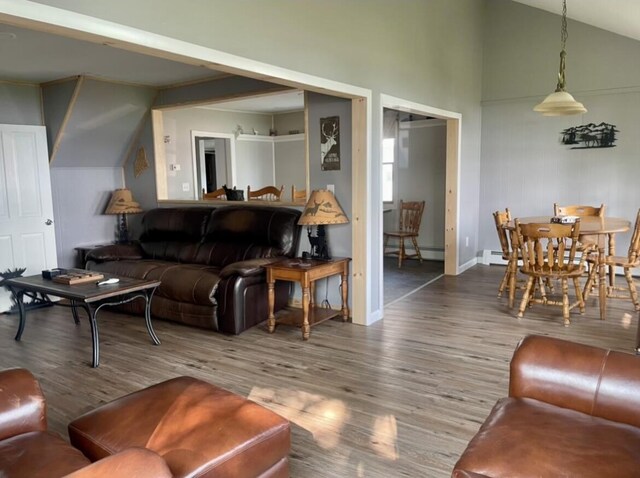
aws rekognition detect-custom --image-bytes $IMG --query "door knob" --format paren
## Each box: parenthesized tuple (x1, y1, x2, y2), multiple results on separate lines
(45, 219, 53, 225)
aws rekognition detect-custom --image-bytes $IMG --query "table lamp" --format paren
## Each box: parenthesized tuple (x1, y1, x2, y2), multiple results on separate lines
(298, 189, 349, 260)
(104, 188, 143, 244)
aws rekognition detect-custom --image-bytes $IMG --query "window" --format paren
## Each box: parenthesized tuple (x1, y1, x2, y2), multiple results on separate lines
(382, 138, 395, 203)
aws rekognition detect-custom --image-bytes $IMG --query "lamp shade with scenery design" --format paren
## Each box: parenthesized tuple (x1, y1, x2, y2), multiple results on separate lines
(104, 188, 143, 243)
(298, 190, 348, 260)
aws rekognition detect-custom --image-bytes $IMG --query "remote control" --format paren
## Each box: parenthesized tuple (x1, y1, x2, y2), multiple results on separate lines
(96, 278, 120, 286)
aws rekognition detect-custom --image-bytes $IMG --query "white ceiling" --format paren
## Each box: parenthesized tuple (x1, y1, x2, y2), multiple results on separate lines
(197, 90, 304, 114)
(514, 0, 640, 42)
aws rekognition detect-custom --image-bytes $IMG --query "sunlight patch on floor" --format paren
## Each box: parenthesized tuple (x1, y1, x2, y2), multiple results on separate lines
(248, 386, 399, 460)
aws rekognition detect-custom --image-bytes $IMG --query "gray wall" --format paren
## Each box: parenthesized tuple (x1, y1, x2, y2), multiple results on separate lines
(274, 111, 304, 136)
(41, 78, 76, 153)
(30, 0, 486, 322)
(274, 137, 305, 196)
(0, 82, 42, 125)
(480, 0, 640, 257)
(51, 167, 123, 267)
(306, 92, 352, 305)
(236, 137, 275, 192)
(50, 79, 155, 168)
(44, 78, 155, 264)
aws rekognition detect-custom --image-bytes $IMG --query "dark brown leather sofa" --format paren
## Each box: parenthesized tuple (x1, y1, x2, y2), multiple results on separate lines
(86, 205, 301, 334)
(453, 335, 640, 477)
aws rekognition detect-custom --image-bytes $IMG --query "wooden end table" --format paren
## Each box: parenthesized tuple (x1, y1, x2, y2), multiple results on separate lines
(265, 257, 351, 340)
(5, 271, 161, 367)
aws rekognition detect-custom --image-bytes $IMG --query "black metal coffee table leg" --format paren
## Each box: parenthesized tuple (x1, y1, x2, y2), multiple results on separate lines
(144, 287, 161, 346)
(80, 303, 99, 368)
(71, 300, 81, 324)
(12, 289, 26, 341)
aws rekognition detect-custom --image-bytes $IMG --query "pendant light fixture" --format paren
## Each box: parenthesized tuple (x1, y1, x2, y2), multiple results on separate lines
(533, 0, 586, 116)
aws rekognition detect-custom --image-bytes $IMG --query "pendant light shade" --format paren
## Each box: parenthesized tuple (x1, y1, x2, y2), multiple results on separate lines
(534, 91, 586, 116)
(534, 0, 586, 116)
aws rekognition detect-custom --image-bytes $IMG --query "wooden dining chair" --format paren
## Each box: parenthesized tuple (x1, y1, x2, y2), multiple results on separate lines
(247, 185, 284, 201)
(203, 187, 226, 200)
(291, 186, 307, 204)
(383, 200, 425, 268)
(514, 219, 587, 326)
(554, 202, 606, 275)
(583, 209, 640, 311)
(554, 203, 606, 218)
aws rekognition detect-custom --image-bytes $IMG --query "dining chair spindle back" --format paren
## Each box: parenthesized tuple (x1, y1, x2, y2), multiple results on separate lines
(514, 219, 587, 326)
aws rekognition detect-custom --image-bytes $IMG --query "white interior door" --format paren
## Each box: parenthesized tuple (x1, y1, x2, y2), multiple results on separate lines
(0, 124, 57, 312)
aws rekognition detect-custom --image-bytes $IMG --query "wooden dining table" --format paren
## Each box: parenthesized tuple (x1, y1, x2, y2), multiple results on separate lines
(506, 216, 630, 321)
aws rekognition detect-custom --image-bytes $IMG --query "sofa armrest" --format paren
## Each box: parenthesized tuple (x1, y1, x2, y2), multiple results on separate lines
(85, 243, 144, 263)
(0, 368, 47, 440)
(509, 335, 640, 427)
(219, 257, 284, 279)
(64, 448, 171, 478)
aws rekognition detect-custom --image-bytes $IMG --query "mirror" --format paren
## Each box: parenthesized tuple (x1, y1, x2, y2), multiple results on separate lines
(157, 90, 307, 201)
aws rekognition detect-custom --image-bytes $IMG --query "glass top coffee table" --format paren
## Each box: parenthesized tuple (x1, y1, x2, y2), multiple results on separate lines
(4, 270, 161, 367)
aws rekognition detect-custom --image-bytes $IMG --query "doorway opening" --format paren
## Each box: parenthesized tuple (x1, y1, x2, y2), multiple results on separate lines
(380, 95, 461, 306)
(190, 131, 235, 199)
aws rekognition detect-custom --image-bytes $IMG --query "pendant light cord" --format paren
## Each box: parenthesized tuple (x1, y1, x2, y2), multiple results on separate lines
(555, 0, 568, 92)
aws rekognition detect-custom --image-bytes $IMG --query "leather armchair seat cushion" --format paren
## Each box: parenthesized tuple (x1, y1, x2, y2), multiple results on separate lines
(69, 376, 290, 478)
(454, 396, 640, 478)
(90, 260, 221, 306)
(0, 431, 91, 478)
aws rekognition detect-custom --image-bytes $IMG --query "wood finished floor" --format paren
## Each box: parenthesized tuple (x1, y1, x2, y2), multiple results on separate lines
(0, 264, 637, 477)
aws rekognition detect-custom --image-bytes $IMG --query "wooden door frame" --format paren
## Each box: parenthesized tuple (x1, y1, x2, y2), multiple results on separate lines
(380, 95, 461, 278)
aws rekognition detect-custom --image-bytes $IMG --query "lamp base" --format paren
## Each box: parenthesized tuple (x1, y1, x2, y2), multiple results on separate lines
(116, 213, 130, 244)
(306, 225, 331, 261)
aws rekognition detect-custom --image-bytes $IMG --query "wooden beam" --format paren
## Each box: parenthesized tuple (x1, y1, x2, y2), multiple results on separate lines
(49, 75, 84, 164)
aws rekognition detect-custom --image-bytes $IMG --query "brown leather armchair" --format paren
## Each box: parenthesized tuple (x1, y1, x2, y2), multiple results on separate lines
(453, 335, 640, 477)
(0, 368, 171, 478)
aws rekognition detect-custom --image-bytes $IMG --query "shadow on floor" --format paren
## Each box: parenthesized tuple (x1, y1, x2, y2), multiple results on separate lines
(383, 256, 444, 305)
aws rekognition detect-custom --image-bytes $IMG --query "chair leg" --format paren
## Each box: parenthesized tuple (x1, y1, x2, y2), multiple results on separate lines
(624, 267, 640, 311)
(398, 238, 405, 268)
(383, 234, 389, 256)
(517, 276, 535, 318)
(508, 255, 518, 308)
(498, 264, 510, 298)
(561, 278, 570, 326)
(583, 264, 597, 301)
(573, 277, 585, 314)
(410, 236, 423, 263)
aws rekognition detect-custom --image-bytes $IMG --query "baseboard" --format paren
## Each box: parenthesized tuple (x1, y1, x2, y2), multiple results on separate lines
(384, 246, 444, 261)
(458, 257, 477, 274)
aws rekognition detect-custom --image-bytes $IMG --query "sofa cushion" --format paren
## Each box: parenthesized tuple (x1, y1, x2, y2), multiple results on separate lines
(0, 431, 91, 478)
(454, 397, 640, 478)
(139, 208, 213, 262)
(90, 260, 220, 306)
(196, 206, 301, 267)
